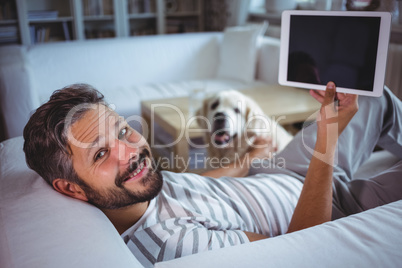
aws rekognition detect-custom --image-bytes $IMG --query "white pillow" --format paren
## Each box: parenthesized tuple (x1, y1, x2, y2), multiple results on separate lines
(0, 137, 141, 268)
(216, 22, 268, 83)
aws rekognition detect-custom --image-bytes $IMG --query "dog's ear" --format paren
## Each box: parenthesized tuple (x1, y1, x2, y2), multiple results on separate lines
(244, 96, 259, 123)
(195, 97, 210, 129)
(244, 96, 268, 134)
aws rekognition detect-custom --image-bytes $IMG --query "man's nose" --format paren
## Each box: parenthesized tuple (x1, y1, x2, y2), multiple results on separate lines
(116, 139, 140, 163)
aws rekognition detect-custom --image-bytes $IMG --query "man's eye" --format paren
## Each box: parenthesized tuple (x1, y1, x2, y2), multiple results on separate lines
(118, 127, 128, 140)
(95, 150, 107, 161)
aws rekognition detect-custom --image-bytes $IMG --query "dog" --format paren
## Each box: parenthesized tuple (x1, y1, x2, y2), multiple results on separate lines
(195, 90, 293, 163)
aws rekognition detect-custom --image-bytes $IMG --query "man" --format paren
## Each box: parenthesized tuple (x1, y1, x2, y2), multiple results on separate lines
(23, 82, 402, 267)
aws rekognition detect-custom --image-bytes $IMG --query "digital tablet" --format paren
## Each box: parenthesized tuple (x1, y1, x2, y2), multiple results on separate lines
(279, 10, 391, 97)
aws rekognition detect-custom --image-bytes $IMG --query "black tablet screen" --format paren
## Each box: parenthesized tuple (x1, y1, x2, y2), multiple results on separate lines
(288, 15, 380, 92)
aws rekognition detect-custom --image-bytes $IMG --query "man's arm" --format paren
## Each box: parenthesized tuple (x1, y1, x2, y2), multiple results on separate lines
(288, 82, 358, 232)
(246, 82, 358, 240)
(286, 125, 336, 232)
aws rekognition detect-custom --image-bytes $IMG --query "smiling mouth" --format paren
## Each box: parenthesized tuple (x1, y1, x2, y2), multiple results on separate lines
(121, 150, 150, 184)
(124, 159, 146, 181)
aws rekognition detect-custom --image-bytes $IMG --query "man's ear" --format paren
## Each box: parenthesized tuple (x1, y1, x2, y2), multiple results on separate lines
(52, 178, 88, 202)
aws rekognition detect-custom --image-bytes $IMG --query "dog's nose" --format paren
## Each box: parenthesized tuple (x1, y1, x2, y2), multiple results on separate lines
(214, 112, 226, 124)
(213, 112, 229, 131)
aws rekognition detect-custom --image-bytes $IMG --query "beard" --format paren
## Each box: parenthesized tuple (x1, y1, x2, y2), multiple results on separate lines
(78, 149, 163, 210)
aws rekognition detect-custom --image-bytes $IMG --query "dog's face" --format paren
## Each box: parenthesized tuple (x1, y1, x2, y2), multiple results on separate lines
(196, 90, 253, 147)
(195, 90, 293, 158)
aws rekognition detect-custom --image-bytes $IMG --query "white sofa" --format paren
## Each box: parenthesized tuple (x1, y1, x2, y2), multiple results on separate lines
(1, 28, 402, 268)
(1, 136, 402, 268)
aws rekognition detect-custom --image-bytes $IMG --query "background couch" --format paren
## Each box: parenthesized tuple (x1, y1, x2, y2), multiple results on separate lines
(0, 24, 278, 140)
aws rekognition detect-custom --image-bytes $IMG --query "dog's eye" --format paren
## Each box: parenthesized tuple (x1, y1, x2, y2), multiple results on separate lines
(234, 108, 240, 114)
(211, 100, 219, 110)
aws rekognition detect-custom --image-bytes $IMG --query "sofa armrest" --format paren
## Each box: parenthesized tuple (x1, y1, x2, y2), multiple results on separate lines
(0, 46, 38, 139)
(256, 36, 281, 84)
(156, 199, 402, 268)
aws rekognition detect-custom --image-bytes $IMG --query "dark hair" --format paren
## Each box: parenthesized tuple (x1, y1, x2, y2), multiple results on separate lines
(23, 84, 106, 186)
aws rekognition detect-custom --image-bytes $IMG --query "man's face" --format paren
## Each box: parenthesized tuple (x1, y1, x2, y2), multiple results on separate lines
(66, 104, 162, 209)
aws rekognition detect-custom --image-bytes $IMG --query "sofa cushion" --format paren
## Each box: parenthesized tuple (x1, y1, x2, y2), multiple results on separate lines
(0, 137, 141, 268)
(28, 33, 222, 105)
(217, 23, 268, 83)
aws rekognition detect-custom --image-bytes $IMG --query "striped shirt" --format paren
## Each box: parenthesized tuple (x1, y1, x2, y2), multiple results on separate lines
(121, 171, 302, 267)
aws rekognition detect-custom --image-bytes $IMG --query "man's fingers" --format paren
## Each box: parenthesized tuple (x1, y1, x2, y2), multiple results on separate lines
(309, 89, 325, 103)
(310, 82, 336, 104)
(323, 82, 336, 106)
